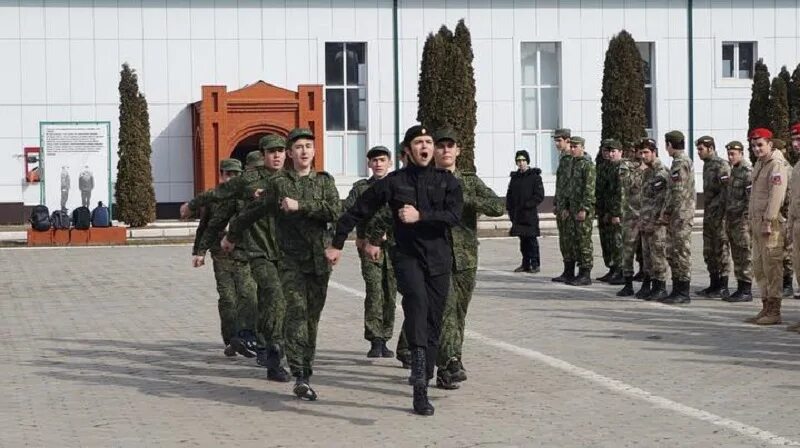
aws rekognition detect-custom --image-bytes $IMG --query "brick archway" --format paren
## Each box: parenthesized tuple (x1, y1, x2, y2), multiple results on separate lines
(191, 81, 323, 193)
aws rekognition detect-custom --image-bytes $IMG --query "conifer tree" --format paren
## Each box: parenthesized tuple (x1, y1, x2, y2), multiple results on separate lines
(453, 19, 477, 172)
(748, 59, 771, 164)
(600, 30, 646, 155)
(789, 63, 800, 125)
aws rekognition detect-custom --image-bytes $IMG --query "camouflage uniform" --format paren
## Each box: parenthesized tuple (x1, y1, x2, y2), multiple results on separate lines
(725, 158, 753, 283)
(664, 147, 696, 285)
(555, 152, 574, 263)
(700, 152, 732, 282)
(596, 159, 623, 273)
(563, 151, 595, 272)
(229, 169, 341, 379)
(343, 178, 397, 344)
(437, 171, 504, 370)
(640, 158, 670, 283)
(620, 159, 645, 277)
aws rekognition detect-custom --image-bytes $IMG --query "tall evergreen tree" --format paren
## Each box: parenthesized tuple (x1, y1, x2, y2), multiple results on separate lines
(417, 32, 449, 130)
(115, 63, 156, 227)
(453, 19, 477, 172)
(748, 59, 771, 131)
(789, 63, 800, 125)
(600, 30, 646, 154)
(769, 75, 792, 164)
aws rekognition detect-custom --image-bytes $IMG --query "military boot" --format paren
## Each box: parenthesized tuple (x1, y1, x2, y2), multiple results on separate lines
(223, 344, 237, 357)
(607, 268, 625, 285)
(265, 345, 290, 382)
(380, 340, 394, 358)
(661, 280, 691, 304)
(718, 276, 731, 300)
(647, 279, 669, 302)
(451, 359, 467, 382)
(397, 350, 411, 369)
(755, 298, 782, 325)
(744, 299, 768, 323)
(367, 339, 383, 358)
(552, 261, 575, 283)
(596, 269, 613, 282)
(293, 376, 318, 401)
(435, 367, 460, 390)
(567, 268, 592, 286)
(695, 273, 719, 297)
(632, 269, 645, 282)
(783, 275, 794, 298)
(616, 277, 635, 297)
(411, 348, 434, 416)
(634, 276, 651, 300)
(724, 280, 753, 303)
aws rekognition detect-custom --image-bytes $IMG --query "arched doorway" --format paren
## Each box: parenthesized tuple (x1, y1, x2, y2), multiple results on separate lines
(230, 133, 268, 167)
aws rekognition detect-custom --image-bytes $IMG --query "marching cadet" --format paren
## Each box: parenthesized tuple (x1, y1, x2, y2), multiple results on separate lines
(552, 128, 575, 283)
(722, 141, 754, 302)
(746, 128, 790, 325)
(661, 131, 696, 304)
(562, 136, 596, 286)
(431, 128, 504, 390)
(636, 138, 670, 301)
(617, 139, 648, 296)
(327, 124, 464, 416)
(695, 136, 732, 299)
(224, 128, 341, 400)
(596, 139, 625, 285)
(786, 124, 800, 331)
(773, 139, 796, 299)
(342, 146, 397, 359)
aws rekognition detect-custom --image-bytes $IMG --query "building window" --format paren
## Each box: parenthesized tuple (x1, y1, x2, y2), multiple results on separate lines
(520, 42, 561, 174)
(722, 42, 756, 79)
(636, 42, 655, 134)
(325, 42, 367, 176)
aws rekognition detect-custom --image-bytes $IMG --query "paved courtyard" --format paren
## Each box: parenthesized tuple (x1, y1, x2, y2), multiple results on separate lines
(1, 235, 800, 447)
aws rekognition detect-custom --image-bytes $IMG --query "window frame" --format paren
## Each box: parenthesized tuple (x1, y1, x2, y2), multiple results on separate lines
(636, 42, 656, 137)
(721, 41, 757, 80)
(519, 41, 562, 175)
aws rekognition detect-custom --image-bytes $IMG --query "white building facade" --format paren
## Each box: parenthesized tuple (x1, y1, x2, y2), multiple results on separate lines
(0, 0, 798, 220)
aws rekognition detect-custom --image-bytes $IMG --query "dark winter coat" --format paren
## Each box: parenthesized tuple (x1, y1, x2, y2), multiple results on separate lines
(506, 167, 544, 237)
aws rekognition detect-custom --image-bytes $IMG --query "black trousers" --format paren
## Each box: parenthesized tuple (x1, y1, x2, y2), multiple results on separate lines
(519, 236, 540, 268)
(393, 251, 450, 380)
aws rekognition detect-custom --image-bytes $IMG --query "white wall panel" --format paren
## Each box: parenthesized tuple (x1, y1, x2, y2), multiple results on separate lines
(285, 39, 313, 86)
(191, 39, 217, 87)
(331, 0, 356, 39)
(262, 40, 288, 87)
(141, 0, 168, 39)
(142, 40, 169, 103)
(473, 132, 494, 178)
(493, 101, 515, 133)
(492, 133, 515, 179)
(709, 0, 732, 39)
(580, 0, 603, 39)
(472, 39, 493, 102)
(476, 100, 493, 133)
(558, 0, 581, 38)
(445, 0, 468, 27)
(170, 182, 194, 202)
(601, 0, 625, 39)
(692, 38, 713, 100)
(169, 136, 194, 183)
(119, 40, 145, 83)
(491, 0, 514, 39)
(0, 41, 22, 105)
(71, 105, 96, 121)
(666, 0, 687, 38)
(168, 40, 193, 104)
(466, 6, 490, 39)
(535, 0, 558, 38)
(377, 0, 394, 39)
(262, 1, 287, 39)
(69, 40, 96, 104)
(69, 0, 94, 39)
(0, 4, 21, 39)
(166, 0, 191, 39)
(44, 1, 69, 39)
(492, 39, 514, 102)
(579, 39, 604, 100)
(118, 0, 143, 39)
(399, 38, 418, 103)
(710, 98, 733, 131)
(399, 0, 423, 38)
(94, 4, 119, 39)
(46, 105, 71, 121)
(0, 106, 23, 139)
(214, 3, 239, 39)
(376, 38, 393, 102)
(95, 40, 121, 104)
(190, 0, 215, 39)
(284, 2, 309, 39)
(239, 40, 264, 84)
(20, 2, 45, 38)
(168, 104, 192, 138)
(238, 0, 263, 39)
(729, 1, 754, 37)
(153, 182, 169, 201)
(148, 104, 170, 139)
(21, 106, 47, 139)
(215, 39, 241, 88)
(354, 1, 380, 39)
(150, 137, 170, 181)
(45, 40, 71, 104)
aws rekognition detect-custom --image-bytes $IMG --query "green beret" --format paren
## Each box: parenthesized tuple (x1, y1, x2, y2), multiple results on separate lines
(366, 145, 391, 159)
(287, 128, 315, 143)
(553, 128, 571, 139)
(695, 135, 715, 146)
(434, 127, 459, 143)
(259, 134, 286, 151)
(601, 138, 621, 150)
(570, 136, 585, 146)
(403, 125, 431, 145)
(725, 140, 744, 151)
(220, 158, 243, 172)
(665, 130, 685, 145)
(246, 150, 264, 168)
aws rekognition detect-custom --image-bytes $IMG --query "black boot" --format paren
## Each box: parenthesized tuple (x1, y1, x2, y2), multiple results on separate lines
(718, 276, 730, 300)
(435, 367, 460, 390)
(647, 279, 669, 302)
(567, 267, 592, 286)
(411, 348, 434, 416)
(367, 339, 383, 358)
(552, 261, 575, 283)
(696, 273, 719, 297)
(265, 345, 290, 382)
(632, 269, 645, 282)
(724, 280, 753, 302)
(616, 277, 635, 296)
(596, 269, 613, 282)
(661, 280, 691, 304)
(293, 376, 318, 401)
(783, 275, 794, 298)
(635, 276, 651, 300)
(381, 340, 394, 358)
(608, 268, 625, 285)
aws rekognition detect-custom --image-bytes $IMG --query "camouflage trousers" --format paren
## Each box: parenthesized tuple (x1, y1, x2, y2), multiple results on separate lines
(565, 215, 594, 269)
(702, 216, 731, 275)
(642, 226, 668, 282)
(359, 248, 397, 342)
(282, 267, 330, 378)
(598, 219, 623, 269)
(725, 215, 752, 282)
(621, 219, 642, 277)
(557, 214, 571, 262)
(437, 268, 477, 368)
(785, 235, 794, 280)
(752, 220, 784, 299)
(792, 224, 800, 288)
(667, 217, 693, 282)
(211, 253, 257, 344)
(250, 257, 285, 350)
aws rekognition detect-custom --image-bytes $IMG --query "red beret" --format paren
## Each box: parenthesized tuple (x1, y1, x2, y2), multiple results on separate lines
(749, 128, 773, 140)
(791, 123, 800, 136)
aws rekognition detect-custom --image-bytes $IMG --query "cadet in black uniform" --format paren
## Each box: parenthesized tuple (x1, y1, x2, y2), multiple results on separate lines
(325, 125, 464, 416)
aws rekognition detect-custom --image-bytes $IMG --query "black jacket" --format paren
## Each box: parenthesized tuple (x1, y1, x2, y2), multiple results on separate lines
(506, 167, 544, 237)
(333, 164, 464, 275)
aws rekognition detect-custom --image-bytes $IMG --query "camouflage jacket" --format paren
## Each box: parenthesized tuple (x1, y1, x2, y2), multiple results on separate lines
(449, 170, 505, 272)
(702, 154, 731, 223)
(554, 153, 572, 212)
(343, 177, 392, 244)
(725, 160, 752, 219)
(665, 150, 696, 220)
(619, 159, 645, 221)
(640, 158, 670, 227)
(228, 170, 341, 275)
(599, 160, 623, 220)
(595, 160, 609, 215)
(563, 155, 596, 215)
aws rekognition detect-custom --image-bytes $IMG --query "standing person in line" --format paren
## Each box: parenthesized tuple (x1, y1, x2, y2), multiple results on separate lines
(223, 128, 341, 400)
(617, 138, 648, 296)
(326, 124, 463, 417)
(746, 128, 790, 325)
(786, 125, 800, 331)
(722, 141, 754, 303)
(660, 131, 696, 304)
(636, 138, 670, 301)
(342, 146, 397, 359)
(562, 136, 596, 286)
(695, 136, 732, 299)
(551, 129, 575, 283)
(597, 139, 625, 285)
(774, 139, 796, 300)
(506, 149, 545, 274)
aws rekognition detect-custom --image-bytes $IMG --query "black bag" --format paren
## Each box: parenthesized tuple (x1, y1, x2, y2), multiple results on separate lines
(50, 210, 71, 230)
(72, 206, 91, 230)
(30, 205, 50, 231)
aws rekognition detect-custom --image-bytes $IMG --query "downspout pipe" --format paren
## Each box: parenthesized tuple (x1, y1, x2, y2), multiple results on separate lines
(393, 0, 401, 170)
(687, 0, 695, 158)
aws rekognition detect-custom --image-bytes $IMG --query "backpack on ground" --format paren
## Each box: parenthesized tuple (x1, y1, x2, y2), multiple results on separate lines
(50, 210, 71, 230)
(91, 201, 111, 227)
(72, 206, 91, 230)
(30, 205, 50, 231)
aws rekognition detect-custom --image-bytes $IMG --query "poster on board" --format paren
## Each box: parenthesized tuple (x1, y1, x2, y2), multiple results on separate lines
(40, 122, 112, 214)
